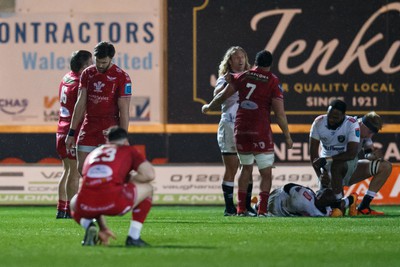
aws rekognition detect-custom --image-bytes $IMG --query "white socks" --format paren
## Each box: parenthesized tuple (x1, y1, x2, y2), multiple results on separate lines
(128, 220, 143, 240)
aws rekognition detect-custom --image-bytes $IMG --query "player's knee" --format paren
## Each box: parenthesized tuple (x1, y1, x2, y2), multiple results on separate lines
(377, 160, 392, 177)
(144, 184, 154, 197)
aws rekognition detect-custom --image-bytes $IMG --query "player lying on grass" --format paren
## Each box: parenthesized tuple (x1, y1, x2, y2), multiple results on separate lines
(71, 126, 155, 247)
(255, 183, 358, 217)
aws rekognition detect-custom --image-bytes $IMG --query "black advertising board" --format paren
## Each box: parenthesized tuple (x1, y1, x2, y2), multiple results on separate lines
(168, 0, 400, 124)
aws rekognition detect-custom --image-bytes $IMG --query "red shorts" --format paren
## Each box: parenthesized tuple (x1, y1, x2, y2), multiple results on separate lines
(235, 130, 274, 153)
(72, 183, 136, 223)
(56, 120, 81, 159)
(77, 117, 119, 148)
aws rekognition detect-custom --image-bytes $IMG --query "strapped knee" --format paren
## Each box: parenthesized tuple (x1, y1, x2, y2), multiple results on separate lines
(369, 159, 381, 176)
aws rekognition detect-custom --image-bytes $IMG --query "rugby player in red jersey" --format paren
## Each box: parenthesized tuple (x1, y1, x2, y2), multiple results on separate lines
(202, 50, 293, 216)
(66, 41, 132, 175)
(71, 126, 154, 247)
(56, 50, 92, 219)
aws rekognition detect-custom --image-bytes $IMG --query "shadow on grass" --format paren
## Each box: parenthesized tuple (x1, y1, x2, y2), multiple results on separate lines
(106, 245, 217, 249)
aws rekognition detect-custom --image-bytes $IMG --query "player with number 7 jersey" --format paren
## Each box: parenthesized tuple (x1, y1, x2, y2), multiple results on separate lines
(202, 50, 292, 216)
(231, 66, 284, 154)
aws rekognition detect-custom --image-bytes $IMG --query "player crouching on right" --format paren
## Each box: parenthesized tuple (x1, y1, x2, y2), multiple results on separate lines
(71, 126, 155, 247)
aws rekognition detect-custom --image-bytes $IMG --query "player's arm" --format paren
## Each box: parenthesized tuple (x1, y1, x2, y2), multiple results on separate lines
(202, 83, 235, 113)
(311, 141, 359, 173)
(309, 137, 322, 177)
(272, 97, 293, 149)
(331, 142, 359, 161)
(97, 215, 116, 246)
(363, 141, 383, 160)
(213, 81, 227, 96)
(118, 97, 130, 131)
(65, 87, 87, 149)
(129, 161, 155, 183)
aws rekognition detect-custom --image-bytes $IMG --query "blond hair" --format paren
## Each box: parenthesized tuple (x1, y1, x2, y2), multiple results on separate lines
(363, 111, 383, 131)
(218, 46, 250, 76)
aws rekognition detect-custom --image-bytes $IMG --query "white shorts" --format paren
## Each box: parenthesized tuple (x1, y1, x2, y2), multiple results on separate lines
(217, 120, 237, 154)
(238, 153, 274, 170)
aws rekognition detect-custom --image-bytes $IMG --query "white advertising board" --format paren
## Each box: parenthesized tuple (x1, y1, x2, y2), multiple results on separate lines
(0, 164, 319, 205)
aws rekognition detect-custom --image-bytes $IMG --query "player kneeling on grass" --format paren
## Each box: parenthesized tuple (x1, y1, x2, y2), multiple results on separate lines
(265, 183, 358, 217)
(71, 126, 155, 247)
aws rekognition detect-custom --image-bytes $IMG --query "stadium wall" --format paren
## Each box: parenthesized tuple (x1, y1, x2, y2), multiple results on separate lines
(0, 0, 399, 164)
(0, 0, 399, 205)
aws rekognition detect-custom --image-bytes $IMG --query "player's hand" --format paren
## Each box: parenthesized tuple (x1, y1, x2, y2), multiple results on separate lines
(320, 171, 331, 188)
(313, 157, 327, 169)
(224, 72, 232, 83)
(367, 149, 383, 160)
(285, 136, 293, 149)
(98, 228, 116, 246)
(202, 104, 210, 114)
(65, 136, 75, 150)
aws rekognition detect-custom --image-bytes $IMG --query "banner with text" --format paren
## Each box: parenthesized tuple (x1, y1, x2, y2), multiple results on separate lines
(0, 164, 399, 205)
(167, 0, 400, 124)
(0, 3, 162, 125)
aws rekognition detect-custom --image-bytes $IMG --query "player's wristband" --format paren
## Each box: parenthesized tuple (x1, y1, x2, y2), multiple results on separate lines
(326, 157, 333, 163)
(68, 129, 76, 137)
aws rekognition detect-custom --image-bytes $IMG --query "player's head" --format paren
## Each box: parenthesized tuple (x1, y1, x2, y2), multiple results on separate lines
(360, 111, 382, 137)
(70, 50, 93, 73)
(218, 46, 250, 76)
(315, 188, 336, 211)
(106, 126, 129, 145)
(255, 50, 273, 68)
(327, 99, 346, 130)
(94, 41, 115, 73)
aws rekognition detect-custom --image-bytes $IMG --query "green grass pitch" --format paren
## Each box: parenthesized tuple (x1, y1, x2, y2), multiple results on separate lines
(1, 206, 400, 267)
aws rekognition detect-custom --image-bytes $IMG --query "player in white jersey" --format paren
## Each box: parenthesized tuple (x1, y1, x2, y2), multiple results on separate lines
(310, 100, 391, 215)
(213, 46, 255, 216)
(267, 183, 357, 217)
(310, 100, 360, 200)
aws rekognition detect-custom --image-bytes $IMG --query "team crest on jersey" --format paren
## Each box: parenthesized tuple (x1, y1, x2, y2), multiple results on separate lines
(93, 81, 105, 92)
(355, 128, 360, 137)
(337, 135, 345, 142)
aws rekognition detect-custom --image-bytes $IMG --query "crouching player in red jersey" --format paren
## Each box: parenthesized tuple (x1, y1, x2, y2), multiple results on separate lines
(71, 126, 155, 247)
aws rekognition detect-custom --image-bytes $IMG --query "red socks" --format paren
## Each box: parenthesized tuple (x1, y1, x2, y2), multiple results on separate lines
(258, 191, 269, 214)
(132, 197, 152, 223)
(57, 200, 67, 211)
(237, 190, 247, 213)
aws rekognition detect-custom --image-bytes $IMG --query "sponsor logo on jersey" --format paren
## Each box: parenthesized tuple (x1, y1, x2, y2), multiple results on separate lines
(87, 164, 113, 178)
(240, 100, 258, 110)
(107, 75, 116, 81)
(125, 83, 132, 94)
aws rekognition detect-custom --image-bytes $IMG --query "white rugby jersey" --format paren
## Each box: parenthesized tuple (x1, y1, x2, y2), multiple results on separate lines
(216, 76, 239, 123)
(267, 184, 331, 217)
(310, 115, 360, 157)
